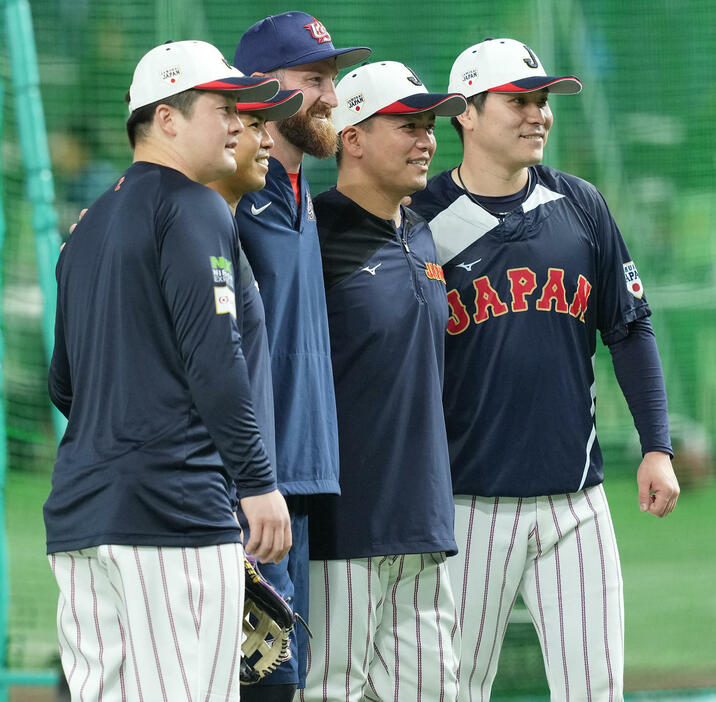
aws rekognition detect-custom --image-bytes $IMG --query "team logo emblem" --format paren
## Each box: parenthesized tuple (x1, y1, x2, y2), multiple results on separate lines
(305, 190, 315, 221)
(347, 93, 365, 113)
(522, 45, 540, 69)
(214, 286, 236, 318)
(160, 65, 182, 84)
(114, 176, 125, 192)
(462, 68, 478, 86)
(425, 262, 446, 284)
(623, 261, 644, 299)
(304, 18, 332, 44)
(405, 66, 423, 87)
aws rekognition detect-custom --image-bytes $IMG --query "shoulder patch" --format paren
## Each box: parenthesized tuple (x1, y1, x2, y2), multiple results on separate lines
(623, 261, 644, 299)
(425, 262, 446, 284)
(214, 286, 236, 318)
(211, 256, 234, 287)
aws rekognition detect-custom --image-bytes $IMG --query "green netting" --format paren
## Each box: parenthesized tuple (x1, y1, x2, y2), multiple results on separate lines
(1, 0, 714, 692)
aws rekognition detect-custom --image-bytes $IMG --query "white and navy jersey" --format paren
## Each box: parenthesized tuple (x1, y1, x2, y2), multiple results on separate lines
(46, 162, 275, 554)
(236, 158, 339, 496)
(307, 188, 457, 560)
(411, 165, 651, 497)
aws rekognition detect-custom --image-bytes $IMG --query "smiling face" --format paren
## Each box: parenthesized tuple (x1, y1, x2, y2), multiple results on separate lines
(469, 90, 553, 175)
(356, 112, 437, 199)
(234, 111, 274, 193)
(275, 58, 339, 159)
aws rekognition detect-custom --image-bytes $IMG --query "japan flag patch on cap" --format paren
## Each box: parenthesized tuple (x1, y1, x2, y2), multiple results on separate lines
(346, 92, 365, 114)
(623, 261, 644, 299)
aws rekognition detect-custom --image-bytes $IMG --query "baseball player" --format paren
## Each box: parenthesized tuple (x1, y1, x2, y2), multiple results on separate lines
(232, 15, 370, 701)
(299, 61, 467, 702)
(45, 41, 291, 701)
(410, 38, 680, 701)
(207, 88, 304, 480)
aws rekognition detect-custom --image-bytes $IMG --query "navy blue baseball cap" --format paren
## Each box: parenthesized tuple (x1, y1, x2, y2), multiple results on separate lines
(234, 12, 371, 75)
(236, 89, 304, 121)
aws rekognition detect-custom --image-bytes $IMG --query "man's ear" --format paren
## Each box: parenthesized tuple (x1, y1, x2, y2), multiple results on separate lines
(154, 104, 179, 137)
(340, 126, 362, 158)
(456, 104, 476, 133)
(251, 71, 267, 78)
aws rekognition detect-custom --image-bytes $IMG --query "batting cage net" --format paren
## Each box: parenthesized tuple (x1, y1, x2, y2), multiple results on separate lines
(0, 0, 714, 697)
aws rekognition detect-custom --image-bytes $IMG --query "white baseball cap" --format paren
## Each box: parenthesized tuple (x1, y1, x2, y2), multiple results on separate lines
(128, 40, 280, 113)
(448, 38, 582, 98)
(333, 61, 467, 133)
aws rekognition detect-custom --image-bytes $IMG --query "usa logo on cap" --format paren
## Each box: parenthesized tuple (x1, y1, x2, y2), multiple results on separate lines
(347, 93, 365, 113)
(304, 18, 332, 44)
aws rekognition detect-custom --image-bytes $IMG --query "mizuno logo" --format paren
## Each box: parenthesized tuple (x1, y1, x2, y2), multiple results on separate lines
(361, 262, 382, 276)
(251, 202, 272, 216)
(456, 259, 482, 271)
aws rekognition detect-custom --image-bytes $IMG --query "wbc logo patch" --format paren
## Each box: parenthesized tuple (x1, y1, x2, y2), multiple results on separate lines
(347, 93, 365, 114)
(160, 65, 182, 84)
(462, 68, 478, 87)
(623, 261, 644, 299)
(304, 18, 332, 43)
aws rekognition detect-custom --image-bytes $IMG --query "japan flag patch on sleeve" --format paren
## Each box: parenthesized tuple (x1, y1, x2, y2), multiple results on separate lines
(214, 286, 236, 318)
(623, 261, 644, 299)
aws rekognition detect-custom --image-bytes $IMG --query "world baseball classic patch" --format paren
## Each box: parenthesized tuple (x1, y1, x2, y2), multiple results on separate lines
(623, 261, 644, 299)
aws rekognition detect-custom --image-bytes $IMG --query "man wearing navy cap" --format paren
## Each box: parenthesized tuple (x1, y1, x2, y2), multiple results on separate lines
(233, 14, 370, 701)
(301, 61, 466, 702)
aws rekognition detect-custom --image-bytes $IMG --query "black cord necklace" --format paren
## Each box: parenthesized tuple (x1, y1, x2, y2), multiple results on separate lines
(456, 164, 531, 217)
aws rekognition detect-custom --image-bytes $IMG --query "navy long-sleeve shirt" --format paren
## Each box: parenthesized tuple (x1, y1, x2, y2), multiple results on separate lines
(45, 162, 275, 554)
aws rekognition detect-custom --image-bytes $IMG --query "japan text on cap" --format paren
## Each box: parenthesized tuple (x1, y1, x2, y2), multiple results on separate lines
(448, 38, 582, 98)
(333, 61, 467, 133)
(128, 40, 280, 113)
(234, 12, 371, 74)
(236, 88, 304, 121)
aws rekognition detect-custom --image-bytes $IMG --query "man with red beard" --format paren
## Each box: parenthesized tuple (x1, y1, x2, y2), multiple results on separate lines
(233, 14, 371, 702)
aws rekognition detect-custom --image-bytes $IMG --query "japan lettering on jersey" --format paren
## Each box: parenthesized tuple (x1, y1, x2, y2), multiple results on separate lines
(410, 165, 651, 498)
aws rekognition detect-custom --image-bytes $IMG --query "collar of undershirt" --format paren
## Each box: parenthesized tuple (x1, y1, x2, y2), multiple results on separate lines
(457, 165, 532, 218)
(287, 171, 300, 206)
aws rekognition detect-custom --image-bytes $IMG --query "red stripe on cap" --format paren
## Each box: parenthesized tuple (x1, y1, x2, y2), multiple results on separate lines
(236, 97, 290, 110)
(195, 78, 268, 90)
(376, 96, 455, 114)
(488, 77, 581, 92)
(376, 100, 420, 114)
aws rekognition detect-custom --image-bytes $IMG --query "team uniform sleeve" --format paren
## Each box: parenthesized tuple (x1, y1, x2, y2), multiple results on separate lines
(157, 190, 275, 497)
(48, 254, 72, 418)
(607, 318, 673, 457)
(590, 186, 651, 345)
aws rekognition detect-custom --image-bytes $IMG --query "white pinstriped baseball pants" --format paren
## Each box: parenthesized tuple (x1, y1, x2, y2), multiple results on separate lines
(49, 543, 245, 702)
(451, 484, 624, 702)
(300, 553, 460, 702)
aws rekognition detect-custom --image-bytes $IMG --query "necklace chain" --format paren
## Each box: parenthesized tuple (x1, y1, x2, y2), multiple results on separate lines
(456, 165, 531, 216)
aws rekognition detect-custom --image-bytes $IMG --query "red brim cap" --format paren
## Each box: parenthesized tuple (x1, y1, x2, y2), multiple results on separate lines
(489, 75, 582, 95)
(194, 75, 280, 101)
(236, 89, 304, 122)
(376, 93, 468, 118)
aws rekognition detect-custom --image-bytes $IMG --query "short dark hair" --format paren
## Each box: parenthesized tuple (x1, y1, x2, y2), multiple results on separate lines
(335, 115, 376, 169)
(450, 92, 488, 144)
(125, 89, 202, 149)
